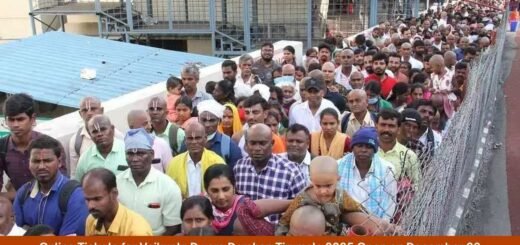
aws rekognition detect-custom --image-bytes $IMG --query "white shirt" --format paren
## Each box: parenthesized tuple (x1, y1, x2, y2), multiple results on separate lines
(186, 155, 202, 197)
(419, 128, 442, 150)
(335, 65, 360, 90)
(234, 80, 253, 98)
(402, 56, 424, 70)
(236, 74, 254, 87)
(289, 99, 339, 133)
(7, 224, 26, 236)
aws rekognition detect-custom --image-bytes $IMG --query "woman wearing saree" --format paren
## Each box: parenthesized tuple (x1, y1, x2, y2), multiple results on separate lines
(310, 108, 351, 160)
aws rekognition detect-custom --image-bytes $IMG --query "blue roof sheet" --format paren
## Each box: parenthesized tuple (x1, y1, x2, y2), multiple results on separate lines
(0, 31, 223, 108)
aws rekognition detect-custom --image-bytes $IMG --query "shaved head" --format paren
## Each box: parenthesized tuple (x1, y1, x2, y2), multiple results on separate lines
(289, 205, 326, 236)
(429, 54, 444, 66)
(245, 124, 273, 165)
(127, 109, 152, 132)
(79, 96, 103, 124)
(310, 156, 338, 177)
(282, 64, 296, 76)
(0, 196, 15, 235)
(185, 121, 206, 136)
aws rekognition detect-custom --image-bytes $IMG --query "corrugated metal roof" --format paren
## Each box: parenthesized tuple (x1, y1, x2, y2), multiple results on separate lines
(0, 31, 223, 108)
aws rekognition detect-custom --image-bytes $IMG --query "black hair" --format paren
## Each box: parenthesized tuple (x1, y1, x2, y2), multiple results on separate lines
(365, 80, 382, 96)
(307, 63, 322, 72)
(243, 94, 269, 111)
(408, 99, 438, 114)
(266, 110, 281, 123)
(365, 50, 377, 57)
(392, 82, 409, 96)
(216, 80, 236, 103)
(235, 96, 248, 106)
(180, 196, 214, 220)
(271, 66, 283, 78)
(455, 61, 468, 70)
(269, 86, 283, 105)
(354, 34, 366, 46)
(28, 134, 62, 159)
(388, 52, 401, 60)
(354, 48, 364, 55)
(24, 224, 55, 236)
(261, 42, 274, 49)
(306, 48, 317, 56)
(175, 95, 193, 109)
(166, 76, 182, 90)
(283, 45, 296, 55)
(318, 43, 332, 53)
(411, 83, 426, 92)
(464, 47, 477, 55)
(286, 123, 310, 138)
(205, 81, 216, 94)
(203, 164, 235, 190)
(222, 60, 238, 72)
(319, 108, 339, 122)
(4, 93, 35, 118)
(413, 40, 425, 48)
(376, 109, 402, 127)
(372, 52, 388, 64)
(295, 66, 307, 75)
(82, 168, 117, 192)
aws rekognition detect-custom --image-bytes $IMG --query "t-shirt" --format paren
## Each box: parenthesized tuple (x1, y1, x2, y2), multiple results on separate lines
(365, 74, 397, 99)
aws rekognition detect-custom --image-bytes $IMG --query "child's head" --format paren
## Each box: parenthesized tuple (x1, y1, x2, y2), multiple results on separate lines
(175, 96, 193, 122)
(205, 81, 217, 94)
(166, 76, 183, 95)
(309, 156, 340, 204)
(288, 205, 326, 236)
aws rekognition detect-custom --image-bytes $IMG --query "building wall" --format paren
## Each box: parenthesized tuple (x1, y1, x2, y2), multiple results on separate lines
(187, 39, 213, 55)
(0, 1, 33, 44)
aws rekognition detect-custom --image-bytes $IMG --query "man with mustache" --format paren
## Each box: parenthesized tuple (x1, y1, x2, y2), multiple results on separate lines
(281, 124, 313, 182)
(13, 135, 88, 235)
(147, 96, 186, 156)
(116, 128, 182, 235)
(337, 127, 397, 220)
(375, 109, 420, 186)
(400, 42, 423, 70)
(83, 168, 152, 236)
(252, 42, 280, 86)
(75, 115, 127, 181)
(365, 52, 397, 99)
(341, 89, 376, 138)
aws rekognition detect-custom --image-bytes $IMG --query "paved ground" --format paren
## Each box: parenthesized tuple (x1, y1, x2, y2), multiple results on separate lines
(505, 30, 520, 235)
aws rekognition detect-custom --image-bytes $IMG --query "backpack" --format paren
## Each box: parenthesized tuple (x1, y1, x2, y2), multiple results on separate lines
(0, 135, 9, 167)
(340, 111, 378, 133)
(168, 124, 180, 156)
(220, 134, 231, 162)
(73, 127, 83, 156)
(19, 179, 80, 215)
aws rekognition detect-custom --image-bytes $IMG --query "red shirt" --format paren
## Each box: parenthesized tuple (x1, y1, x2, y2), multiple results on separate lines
(365, 74, 397, 99)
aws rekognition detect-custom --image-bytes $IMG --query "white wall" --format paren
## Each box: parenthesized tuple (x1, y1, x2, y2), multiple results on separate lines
(34, 40, 303, 160)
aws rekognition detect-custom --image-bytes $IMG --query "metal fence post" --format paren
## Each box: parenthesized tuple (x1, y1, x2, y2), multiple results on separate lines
(369, 0, 378, 27)
(307, 0, 312, 49)
(243, 0, 251, 51)
(126, 0, 134, 31)
(210, 0, 217, 56)
(28, 0, 37, 35)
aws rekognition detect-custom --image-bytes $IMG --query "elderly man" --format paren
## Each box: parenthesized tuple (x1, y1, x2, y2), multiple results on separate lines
(341, 89, 376, 137)
(338, 127, 397, 221)
(166, 122, 225, 199)
(222, 59, 252, 98)
(147, 96, 185, 156)
(234, 124, 306, 223)
(444, 51, 457, 73)
(335, 49, 359, 91)
(75, 115, 127, 181)
(289, 77, 339, 133)
(116, 128, 182, 235)
(349, 71, 365, 90)
(197, 100, 242, 168)
(14, 135, 89, 235)
(0, 196, 25, 235)
(83, 168, 152, 236)
(252, 42, 280, 85)
(181, 64, 212, 108)
(236, 54, 255, 86)
(316, 66, 347, 113)
(127, 110, 172, 172)
(375, 109, 420, 185)
(281, 124, 312, 182)
(400, 42, 423, 70)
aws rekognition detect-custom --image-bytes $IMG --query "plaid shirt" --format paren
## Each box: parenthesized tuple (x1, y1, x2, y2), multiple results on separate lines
(233, 154, 306, 223)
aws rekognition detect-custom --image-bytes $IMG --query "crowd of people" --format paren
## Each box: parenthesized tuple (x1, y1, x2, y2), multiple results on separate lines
(0, 0, 504, 236)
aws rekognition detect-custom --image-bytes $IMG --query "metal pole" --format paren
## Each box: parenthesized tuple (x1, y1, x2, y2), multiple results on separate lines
(167, 0, 173, 30)
(307, 0, 312, 49)
(223, 0, 228, 24)
(369, 0, 378, 27)
(210, 0, 217, 56)
(28, 0, 37, 35)
(126, 0, 134, 31)
(147, 0, 153, 18)
(60, 15, 65, 32)
(97, 14, 103, 38)
(413, 0, 419, 17)
(243, 0, 251, 51)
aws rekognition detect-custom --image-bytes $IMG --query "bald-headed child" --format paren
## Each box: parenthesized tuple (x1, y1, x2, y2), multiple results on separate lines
(287, 205, 326, 236)
(275, 156, 392, 236)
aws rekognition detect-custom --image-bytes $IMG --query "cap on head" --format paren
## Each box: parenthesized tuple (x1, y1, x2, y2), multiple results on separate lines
(304, 78, 325, 91)
(124, 128, 154, 151)
(350, 127, 379, 152)
(401, 108, 422, 125)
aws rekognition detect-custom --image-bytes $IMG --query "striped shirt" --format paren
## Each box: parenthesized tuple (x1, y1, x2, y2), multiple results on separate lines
(233, 154, 306, 223)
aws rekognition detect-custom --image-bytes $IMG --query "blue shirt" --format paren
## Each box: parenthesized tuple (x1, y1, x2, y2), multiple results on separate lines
(207, 133, 242, 169)
(13, 173, 89, 235)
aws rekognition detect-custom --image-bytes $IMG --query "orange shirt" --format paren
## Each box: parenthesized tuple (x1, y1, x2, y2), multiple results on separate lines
(272, 133, 286, 153)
